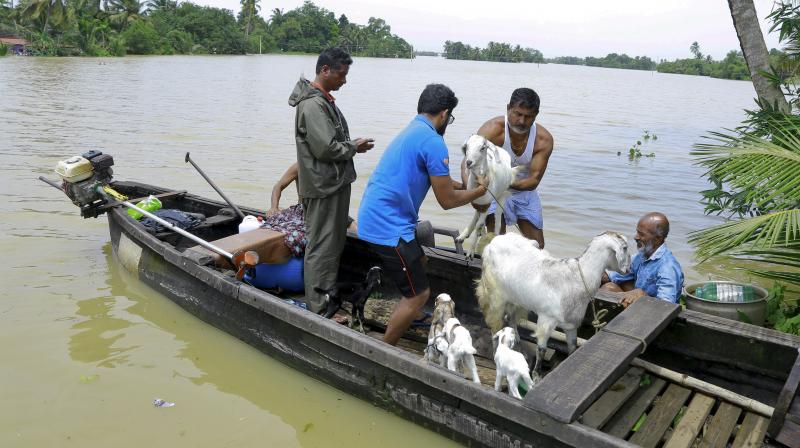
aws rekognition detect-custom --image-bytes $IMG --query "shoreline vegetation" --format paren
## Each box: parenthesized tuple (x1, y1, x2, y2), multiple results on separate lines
(0, 0, 784, 82)
(0, 0, 411, 57)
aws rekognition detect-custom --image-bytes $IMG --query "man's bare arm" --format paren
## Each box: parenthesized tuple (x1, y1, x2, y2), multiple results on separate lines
(510, 125, 554, 191)
(430, 175, 487, 210)
(268, 163, 299, 215)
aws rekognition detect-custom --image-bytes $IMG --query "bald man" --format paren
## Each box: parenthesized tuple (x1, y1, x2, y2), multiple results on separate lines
(601, 212, 684, 307)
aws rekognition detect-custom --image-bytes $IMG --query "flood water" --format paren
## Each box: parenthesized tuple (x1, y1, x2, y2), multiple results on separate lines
(0, 54, 760, 446)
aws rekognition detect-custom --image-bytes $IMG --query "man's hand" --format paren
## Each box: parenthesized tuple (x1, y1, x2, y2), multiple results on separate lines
(266, 207, 280, 217)
(620, 289, 646, 308)
(355, 138, 375, 153)
(471, 175, 490, 211)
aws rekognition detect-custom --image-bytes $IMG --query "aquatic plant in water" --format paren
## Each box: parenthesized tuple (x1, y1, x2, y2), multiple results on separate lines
(618, 130, 656, 159)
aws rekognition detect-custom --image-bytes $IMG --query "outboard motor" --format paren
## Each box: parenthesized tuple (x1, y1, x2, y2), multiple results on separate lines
(54, 150, 115, 216)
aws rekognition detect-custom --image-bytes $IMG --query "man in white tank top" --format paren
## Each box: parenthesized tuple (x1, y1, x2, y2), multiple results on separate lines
(462, 88, 554, 248)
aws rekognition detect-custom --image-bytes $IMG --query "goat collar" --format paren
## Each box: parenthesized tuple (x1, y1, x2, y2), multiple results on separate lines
(427, 334, 448, 354)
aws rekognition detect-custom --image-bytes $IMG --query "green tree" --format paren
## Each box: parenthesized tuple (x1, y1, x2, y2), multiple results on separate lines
(105, 0, 146, 30)
(239, 0, 258, 46)
(690, 41, 703, 59)
(121, 16, 159, 52)
(20, 0, 68, 33)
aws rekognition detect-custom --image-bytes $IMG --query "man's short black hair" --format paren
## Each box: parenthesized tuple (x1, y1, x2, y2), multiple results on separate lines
(316, 47, 353, 74)
(417, 84, 458, 115)
(508, 87, 540, 112)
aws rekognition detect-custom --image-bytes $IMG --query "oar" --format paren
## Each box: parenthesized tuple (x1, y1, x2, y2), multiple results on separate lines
(184, 152, 246, 221)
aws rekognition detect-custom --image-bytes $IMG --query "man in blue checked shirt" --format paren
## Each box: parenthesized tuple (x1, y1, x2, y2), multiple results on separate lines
(601, 212, 685, 307)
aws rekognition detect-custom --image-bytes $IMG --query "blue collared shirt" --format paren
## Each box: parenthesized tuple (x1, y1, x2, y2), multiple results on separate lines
(358, 115, 450, 246)
(608, 244, 685, 303)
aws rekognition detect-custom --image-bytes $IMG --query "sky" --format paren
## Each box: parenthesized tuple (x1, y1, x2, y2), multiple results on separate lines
(195, 0, 784, 60)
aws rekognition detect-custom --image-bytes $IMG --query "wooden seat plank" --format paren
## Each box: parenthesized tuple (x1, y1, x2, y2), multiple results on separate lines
(731, 412, 769, 448)
(524, 297, 680, 423)
(698, 402, 742, 448)
(603, 377, 667, 438)
(628, 383, 692, 448)
(581, 367, 644, 429)
(664, 393, 715, 448)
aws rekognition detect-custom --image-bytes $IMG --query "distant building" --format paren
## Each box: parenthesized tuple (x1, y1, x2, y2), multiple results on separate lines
(0, 37, 30, 55)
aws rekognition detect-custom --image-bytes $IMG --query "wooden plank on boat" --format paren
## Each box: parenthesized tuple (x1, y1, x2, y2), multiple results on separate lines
(628, 383, 691, 448)
(731, 412, 769, 448)
(603, 377, 667, 438)
(524, 296, 680, 423)
(664, 393, 715, 448)
(775, 417, 800, 448)
(698, 402, 742, 448)
(581, 367, 644, 429)
(767, 348, 800, 439)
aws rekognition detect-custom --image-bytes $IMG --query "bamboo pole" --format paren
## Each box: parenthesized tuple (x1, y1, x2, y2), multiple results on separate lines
(517, 319, 774, 418)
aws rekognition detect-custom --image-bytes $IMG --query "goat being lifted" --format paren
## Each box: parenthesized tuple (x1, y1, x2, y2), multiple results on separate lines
(476, 232, 630, 376)
(456, 135, 523, 258)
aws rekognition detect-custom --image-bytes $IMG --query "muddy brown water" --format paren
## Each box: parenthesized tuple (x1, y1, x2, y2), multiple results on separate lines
(0, 54, 761, 446)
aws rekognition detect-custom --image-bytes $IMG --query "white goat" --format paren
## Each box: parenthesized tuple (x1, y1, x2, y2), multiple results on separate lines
(456, 135, 523, 258)
(443, 317, 481, 384)
(493, 327, 535, 399)
(476, 232, 630, 376)
(424, 293, 456, 364)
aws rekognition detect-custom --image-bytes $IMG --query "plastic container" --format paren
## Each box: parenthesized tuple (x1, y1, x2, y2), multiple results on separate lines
(684, 281, 768, 326)
(127, 195, 162, 220)
(243, 257, 304, 292)
(55, 156, 94, 183)
(238, 215, 263, 234)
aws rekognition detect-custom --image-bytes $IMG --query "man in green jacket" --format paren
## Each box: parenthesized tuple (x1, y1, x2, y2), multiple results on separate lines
(288, 47, 374, 313)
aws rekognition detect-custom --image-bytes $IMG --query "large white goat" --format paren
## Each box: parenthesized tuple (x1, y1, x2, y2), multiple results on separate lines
(456, 135, 523, 258)
(476, 232, 631, 376)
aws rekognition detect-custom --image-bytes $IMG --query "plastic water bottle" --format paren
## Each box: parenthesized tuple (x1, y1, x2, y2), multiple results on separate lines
(238, 215, 262, 234)
(127, 195, 162, 220)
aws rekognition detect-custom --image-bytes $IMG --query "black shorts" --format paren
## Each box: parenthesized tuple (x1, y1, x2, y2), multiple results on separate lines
(368, 239, 429, 298)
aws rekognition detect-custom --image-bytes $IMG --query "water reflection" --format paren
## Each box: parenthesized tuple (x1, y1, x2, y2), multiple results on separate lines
(101, 243, 458, 447)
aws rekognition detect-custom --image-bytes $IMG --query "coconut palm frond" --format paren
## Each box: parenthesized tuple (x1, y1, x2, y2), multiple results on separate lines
(689, 209, 800, 259)
(741, 266, 800, 290)
(692, 122, 800, 210)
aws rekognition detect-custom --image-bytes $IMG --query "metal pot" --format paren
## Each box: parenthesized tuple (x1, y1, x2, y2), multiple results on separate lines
(683, 281, 768, 326)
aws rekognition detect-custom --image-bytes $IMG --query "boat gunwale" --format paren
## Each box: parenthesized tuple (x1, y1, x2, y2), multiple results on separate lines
(107, 181, 638, 448)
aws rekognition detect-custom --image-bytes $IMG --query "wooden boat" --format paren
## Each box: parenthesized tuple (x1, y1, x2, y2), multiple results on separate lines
(61, 179, 800, 448)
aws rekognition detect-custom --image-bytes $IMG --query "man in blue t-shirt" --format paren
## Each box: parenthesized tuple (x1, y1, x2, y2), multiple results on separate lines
(358, 84, 488, 346)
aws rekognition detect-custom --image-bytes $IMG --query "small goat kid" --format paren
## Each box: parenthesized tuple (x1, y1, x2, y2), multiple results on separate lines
(477, 232, 630, 376)
(456, 135, 523, 258)
(314, 266, 382, 333)
(493, 327, 535, 399)
(424, 293, 456, 364)
(443, 317, 481, 384)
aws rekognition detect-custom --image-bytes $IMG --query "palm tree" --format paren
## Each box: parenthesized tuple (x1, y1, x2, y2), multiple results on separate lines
(690, 41, 703, 59)
(105, 0, 145, 29)
(728, 0, 790, 112)
(240, 0, 259, 47)
(20, 0, 68, 33)
(146, 0, 176, 13)
(690, 113, 800, 291)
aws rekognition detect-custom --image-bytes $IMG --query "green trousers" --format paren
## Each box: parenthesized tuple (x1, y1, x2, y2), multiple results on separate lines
(302, 184, 351, 313)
